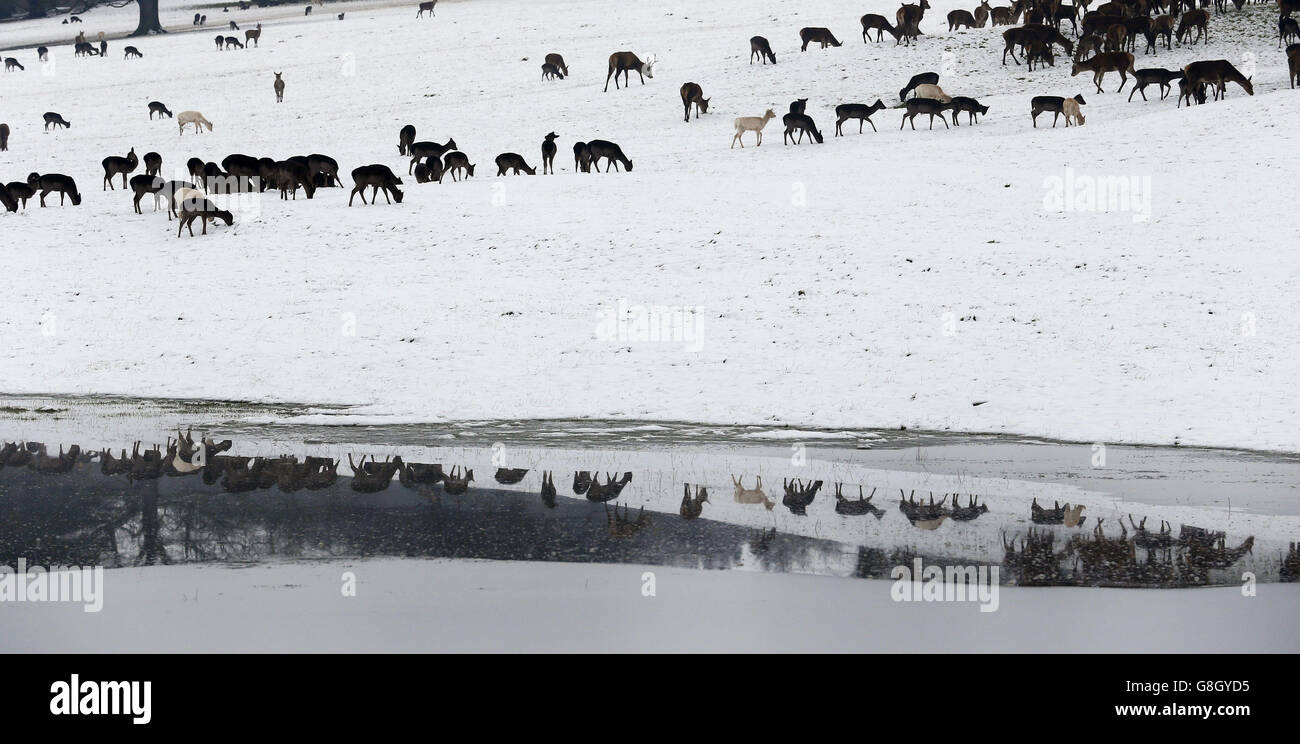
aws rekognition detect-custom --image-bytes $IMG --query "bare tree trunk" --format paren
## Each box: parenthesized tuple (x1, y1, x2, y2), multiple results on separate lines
(131, 0, 165, 36)
(26, 0, 51, 19)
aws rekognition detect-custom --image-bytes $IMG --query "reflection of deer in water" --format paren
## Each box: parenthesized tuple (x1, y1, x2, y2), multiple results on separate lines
(1128, 515, 1173, 562)
(834, 484, 884, 519)
(573, 471, 592, 495)
(348, 454, 403, 493)
(399, 462, 444, 490)
(494, 467, 529, 485)
(442, 466, 474, 495)
(680, 484, 708, 519)
(782, 478, 822, 515)
(540, 471, 557, 508)
(1282, 543, 1300, 582)
(606, 502, 650, 537)
(950, 494, 989, 522)
(732, 475, 774, 509)
(750, 527, 778, 555)
(1002, 529, 1059, 584)
(33, 444, 80, 474)
(899, 491, 949, 527)
(587, 472, 633, 502)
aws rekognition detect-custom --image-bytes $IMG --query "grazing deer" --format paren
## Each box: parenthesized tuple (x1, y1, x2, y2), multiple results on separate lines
(176, 197, 234, 237)
(606, 502, 650, 538)
(948, 9, 978, 30)
(586, 140, 633, 171)
(408, 138, 457, 174)
(124, 46, 143, 59)
(304, 5, 311, 14)
(900, 97, 953, 129)
(1026, 40, 1055, 70)
(540, 471, 557, 508)
(573, 471, 592, 494)
(750, 35, 776, 64)
(949, 96, 990, 124)
(1175, 10, 1208, 46)
(1183, 59, 1253, 100)
(912, 83, 951, 102)
(215, 34, 225, 50)
(416, 1, 437, 18)
(346, 454, 403, 493)
(37, 46, 48, 60)
(349, 164, 405, 205)
(43, 112, 71, 130)
(680, 82, 710, 121)
(834, 484, 885, 518)
(0, 182, 22, 211)
(950, 494, 989, 521)
(1075, 33, 1103, 61)
(834, 99, 886, 134)
(604, 51, 656, 91)
(1103, 23, 1128, 53)
(680, 484, 709, 519)
(178, 111, 213, 134)
(899, 492, 951, 526)
(273, 71, 284, 102)
(494, 467, 529, 484)
(27, 172, 81, 205)
(860, 14, 897, 42)
(440, 151, 476, 181)
(224, 36, 243, 49)
(782, 112, 823, 143)
(541, 62, 563, 80)
(398, 124, 417, 155)
(587, 472, 633, 502)
(102, 147, 138, 190)
(799, 27, 842, 50)
(0, 122, 8, 152)
(541, 132, 558, 174)
(306, 153, 340, 187)
(495, 152, 536, 175)
(782, 478, 822, 515)
(5, 57, 25, 71)
(732, 108, 776, 147)
(230, 21, 239, 30)
(573, 141, 592, 171)
(732, 475, 774, 509)
(273, 160, 315, 199)
(1128, 68, 1183, 100)
(899, 71, 939, 100)
(148, 101, 173, 119)
(544, 52, 568, 76)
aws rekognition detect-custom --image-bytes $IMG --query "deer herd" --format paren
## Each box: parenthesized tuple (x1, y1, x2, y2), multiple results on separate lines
(0, 0, 1293, 235)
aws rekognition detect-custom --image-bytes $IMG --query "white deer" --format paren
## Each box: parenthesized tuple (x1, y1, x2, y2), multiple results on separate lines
(177, 110, 213, 135)
(731, 108, 776, 148)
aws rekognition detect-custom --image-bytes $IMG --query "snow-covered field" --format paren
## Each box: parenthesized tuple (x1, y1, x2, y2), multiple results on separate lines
(2, 558, 1296, 652)
(0, 0, 1297, 455)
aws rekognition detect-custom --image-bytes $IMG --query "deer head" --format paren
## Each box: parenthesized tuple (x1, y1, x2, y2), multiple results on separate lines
(643, 53, 657, 77)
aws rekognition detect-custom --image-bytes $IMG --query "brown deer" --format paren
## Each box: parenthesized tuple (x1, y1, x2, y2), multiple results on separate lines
(680, 484, 708, 519)
(900, 97, 954, 129)
(731, 475, 774, 509)
(1281, 16, 1300, 48)
(1175, 9, 1208, 46)
(544, 52, 568, 76)
(897, 0, 932, 32)
(541, 132, 558, 174)
(1289, 44, 1300, 88)
(948, 9, 977, 29)
(604, 51, 656, 91)
(495, 152, 536, 175)
(416, 1, 437, 18)
(349, 164, 404, 205)
(1071, 51, 1135, 92)
(799, 27, 842, 50)
(680, 82, 710, 121)
(782, 112, 824, 143)
(1183, 59, 1253, 100)
(605, 502, 650, 537)
(273, 72, 284, 102)
(750, 35, 776, 64)
(834, 99, 886, 134)
(861, 14, 897, 42)
(834, 484, 884, 518)
(348, 454, 403, 493)
(245, 23, 262, 47)
(586, 140, 633, 171)
(587, 472, 633, 502)
(176, 197, 234, 237)
(43, 112, 71, 130)
(101, 147, 138, 190)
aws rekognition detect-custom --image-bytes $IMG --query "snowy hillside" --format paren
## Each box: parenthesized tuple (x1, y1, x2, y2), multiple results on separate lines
(0, 0, 1297, 453)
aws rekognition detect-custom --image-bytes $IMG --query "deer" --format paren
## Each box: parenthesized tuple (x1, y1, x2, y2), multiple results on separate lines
(43, 112, 71, 130)
(245, 23, 261, 47)
(398, 461, 445, 490)
(587, 472, 633, 502)
(215, 34, 225, 50)
(541, 132, 558, 174)
(37, 46, 48, 60)
(573, 471, 592, 494)
(349, 164, 405, 205)
(1146, 14, 1175, 53)
(750, 35, 776, 64)
(1071, 50, 1134, 92)
(782, 112, 824, 143)
(1175, 9, 1208, 46)
(1026, 39, 1055, 70)
(176, 197, 234, 237)
(540, 471, 557, 508)
(494, 468, 529, 485)
(1183, 59, 1253, 100)
(898, 491, 950, 525)
(416, 1, 437, 18)
(224, 36, 243, 49)
(544, 52, 568, 76)
(32, 444, 80, 475)
(586, 140, 633, 171)
(273, 71, 284, 102)
(1030, 94, 1085, 127)
(731, 475, 774, 509)
(1128, 68, 1183, 100)
(799, 27, 842, 50)
(124, 46, 143, 59)
(606, 502, 650, 538)
(148, 101, 173, 119)
(604, 51, 656, 91)
(912, 83, 951, 102)
(900, 97, 953, 129)
(680, 82, 710, 121)
(948, 9, 978, 29)
(680, 484, 709, 519)
(398, 124, 416, 155)
(1075, 33, 1103, 61)
(834, 99, 886, 134)
(1063, 503, 1087, 527)
(542, 62, 563, 80)
(4, 180, 33, 208)
(5, 57, 25, 71)
(732, 109, 776, 147)
(899, 71, 939, 101)
(347, 454, 403, 493)
(408, 138, 457, 174)
(1290, 44, 1300, 88)
(304, 5, 311, 14)
(495, 153, 536, 175)
(1103, 23, 1128, 53)
(573, 141, 592, 171)
(1282, 16, 1300, 48)
(273, 160, 316, 199)
(861, 14, 897, 42)
(0, 182, 19, 212)
(950, 494, 989, 521)
(102, 147, 138, 190)
(27, 172, 81, 206)
(834, 484, 885, 518)
(949, 96, 990, 124)
(178, 111, 213, 134)
(782, 478, 822, 515)
(897, 0, 932, 33)
(306, 153, 340, 188)
(440, 151, 476, 181)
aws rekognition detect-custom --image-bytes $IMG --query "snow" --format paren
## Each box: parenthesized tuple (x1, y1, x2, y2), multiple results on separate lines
(2, 558, 1296, 652)
(0, 0, 1298, 455)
